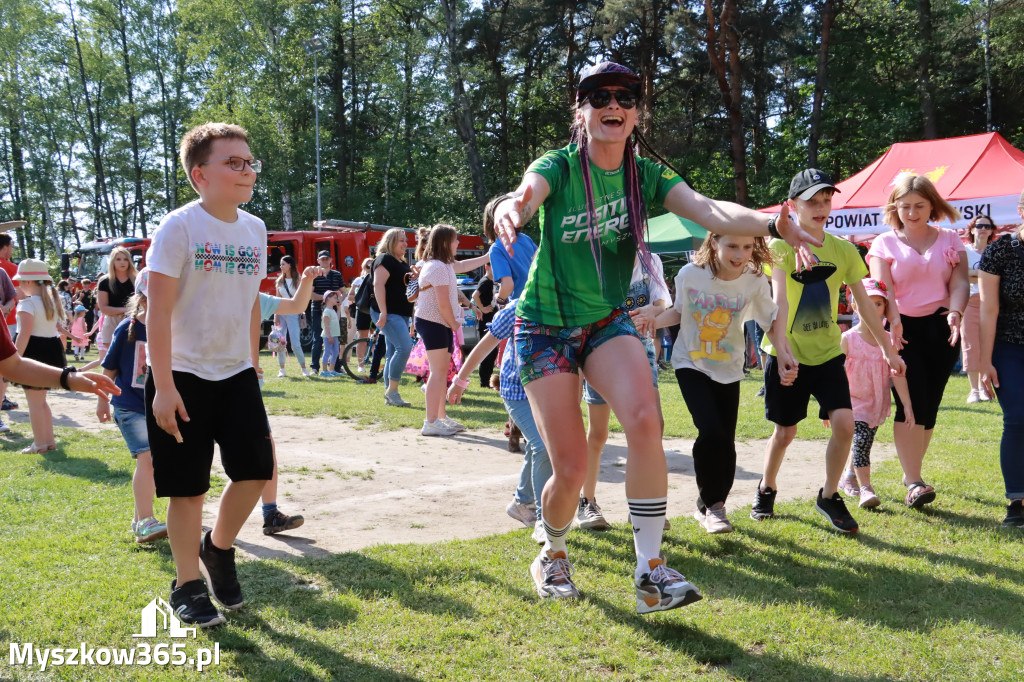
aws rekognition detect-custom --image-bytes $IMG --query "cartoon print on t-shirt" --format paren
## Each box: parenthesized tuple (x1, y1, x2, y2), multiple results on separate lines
(132, 340, 148, 389)
(789, 261, 838, 334)
(691, 307, 734, 361)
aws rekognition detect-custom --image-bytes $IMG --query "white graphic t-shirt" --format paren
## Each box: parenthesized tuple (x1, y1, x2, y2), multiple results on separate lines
(670, 263, 777, 384)
(145, 201, 267, 381)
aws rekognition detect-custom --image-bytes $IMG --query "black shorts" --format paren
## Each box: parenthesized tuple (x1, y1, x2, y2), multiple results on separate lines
(355, 309, 372, 330)
(415, 316, 454, 352)
(764, 353, 852, 427)
(146, 368, 273, 498)
(20, 336, 66, 390)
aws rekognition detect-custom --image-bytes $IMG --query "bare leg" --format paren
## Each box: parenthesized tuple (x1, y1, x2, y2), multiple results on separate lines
(134, 450, 157, 520)
(261, 436, 279, 505)
(854, 465, 872, 488)
(168, 494, 205, 584)
(893, 421, 928, 483)
(761, 424, 798, 490)
(823, 409, 855, 496)
(210, 479, 266, 550)
(25, 389, 50, 447)
(583, 403, 610, 500)
(968, 371, 981, 392)
(424, 348, 451, 422)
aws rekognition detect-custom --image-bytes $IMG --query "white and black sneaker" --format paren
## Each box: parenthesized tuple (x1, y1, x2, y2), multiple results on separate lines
(576, 496, 610, 530)
(635, 558, 703, 614)
(530, 549, 580, 600)
(170, 579, 225, 627)
(198, 531, 244, 610)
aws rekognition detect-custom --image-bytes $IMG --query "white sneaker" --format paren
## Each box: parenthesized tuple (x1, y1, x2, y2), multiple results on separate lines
(967, 389, 980, 404)
(0, 420, 9, 433)
(531, 520, 546, 544)
(421, 419, 459, 437)
(440, 417, 466, 432)
(530, 550, 580, 600)
(301, 367, 310, 377)
(506, 499, 536, 527)
(277, 369, 286, 378)
(635, 558, 702, 614)
(694, 502, 733, 534)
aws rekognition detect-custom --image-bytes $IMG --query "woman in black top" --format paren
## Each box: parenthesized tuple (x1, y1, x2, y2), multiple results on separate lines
(370, 229, 416, 406)
(97, 246, 137, 358)
(979, 195, 1024, 527)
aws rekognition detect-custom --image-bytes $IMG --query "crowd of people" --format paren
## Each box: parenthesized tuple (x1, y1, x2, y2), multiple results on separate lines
(3, 61, 1022, 631)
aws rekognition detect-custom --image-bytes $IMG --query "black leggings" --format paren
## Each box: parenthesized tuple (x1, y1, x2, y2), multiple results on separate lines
(676, 368, 740, 510)
(896, 312, 960, 429)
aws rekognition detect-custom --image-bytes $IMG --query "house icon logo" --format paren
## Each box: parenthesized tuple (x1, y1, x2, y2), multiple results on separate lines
(133, 598, 197, 639)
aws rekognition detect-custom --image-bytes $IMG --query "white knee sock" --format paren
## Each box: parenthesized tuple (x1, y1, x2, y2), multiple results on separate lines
(542, 517, 571, 556)
(628, 497, 667, 580)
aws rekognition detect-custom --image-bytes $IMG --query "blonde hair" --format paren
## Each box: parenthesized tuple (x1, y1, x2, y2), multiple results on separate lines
(378, 228, 408, 261)
(414, 226, 431, 261)
(106, 246, 138, 284)
(691, 233, 773, 279)
(883, 175, 961, 229)
(24, 280, 67, 324)
(179, 122, 250, 192)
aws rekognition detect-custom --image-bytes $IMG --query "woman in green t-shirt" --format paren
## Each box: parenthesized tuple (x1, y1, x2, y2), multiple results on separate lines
(491, 61, 819, 611)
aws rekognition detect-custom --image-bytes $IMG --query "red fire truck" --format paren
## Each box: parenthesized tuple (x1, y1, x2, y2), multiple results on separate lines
(61, 221, 488, 350)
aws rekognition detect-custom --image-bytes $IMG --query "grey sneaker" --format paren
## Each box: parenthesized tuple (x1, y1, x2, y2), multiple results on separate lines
(531, 520, 546, 544)
(635, 558, 702, 614)
(576, 497, 610, 530)
(506, 499, 537, 527)
(694, 502, 733, 534)
(422, 419, 459, 437)
(530, 550, 580, 600)
(385, 391, 411, 407)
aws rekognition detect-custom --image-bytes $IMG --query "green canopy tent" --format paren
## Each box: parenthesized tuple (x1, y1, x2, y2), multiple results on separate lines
(644, 212, 707, 279)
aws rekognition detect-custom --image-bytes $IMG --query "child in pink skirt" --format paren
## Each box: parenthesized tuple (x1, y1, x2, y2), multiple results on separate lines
(839, 278, 915, 508)
(70, 305, 98, 361)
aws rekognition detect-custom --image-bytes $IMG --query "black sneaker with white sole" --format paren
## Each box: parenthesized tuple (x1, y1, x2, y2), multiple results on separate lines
(1003, 500, 1024, 527)
(750, 482, 777, 520)
(198, 531, 244, 610)
(170, 579, 225, 627)
(814, 489, 859, 533)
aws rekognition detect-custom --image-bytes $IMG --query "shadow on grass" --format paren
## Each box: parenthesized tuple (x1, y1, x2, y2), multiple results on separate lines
(677, 522, 1024, 638)
(30, 445, 132, 486)
(212, 611, 417, 681)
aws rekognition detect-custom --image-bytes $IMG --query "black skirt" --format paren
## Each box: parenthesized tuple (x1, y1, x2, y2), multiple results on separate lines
(20, 336, 66, 390)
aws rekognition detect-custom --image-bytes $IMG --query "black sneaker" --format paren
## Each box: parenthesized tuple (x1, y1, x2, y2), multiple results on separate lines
(576, 497, 610, 531)
(198, 531, 244, 610)
(170, 579, 225, 627)
(815, 489, 859, 533)
(1003, 500, 1024, 527)
(750, 482, 777, 520)
(263, 510, 305, 535)
(2, 397, 17, 410)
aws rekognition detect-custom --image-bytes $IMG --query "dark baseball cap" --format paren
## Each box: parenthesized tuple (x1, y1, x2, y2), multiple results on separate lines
(576, 62, 641, 103)
(317, 250, 331, 259)
(789, 169, 841, 200)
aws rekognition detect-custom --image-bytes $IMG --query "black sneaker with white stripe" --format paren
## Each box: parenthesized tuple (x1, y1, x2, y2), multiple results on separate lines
(814, 488, 859, 533)
(169, 579, 225, 627)
(198, 531, 244, 610)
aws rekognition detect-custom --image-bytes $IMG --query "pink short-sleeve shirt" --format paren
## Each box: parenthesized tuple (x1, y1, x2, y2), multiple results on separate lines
(867, 228, 965, 317)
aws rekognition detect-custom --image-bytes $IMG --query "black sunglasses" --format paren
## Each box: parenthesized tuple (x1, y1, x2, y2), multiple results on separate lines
(583, 89, 639, 110)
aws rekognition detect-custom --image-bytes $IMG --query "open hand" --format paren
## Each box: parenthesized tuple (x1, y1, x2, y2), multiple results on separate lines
(495, 186, 533, 256)
(67, 372, 120, 402)
(776, 203, 822, 271)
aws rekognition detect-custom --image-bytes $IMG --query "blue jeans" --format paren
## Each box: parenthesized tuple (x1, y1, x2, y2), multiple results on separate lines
(991, 341, 1024, 499)
(277, 314, 306, 368)
(504, 397, 552, 518)
(321, 337, 340, 369)
(370, 309, 413, 384)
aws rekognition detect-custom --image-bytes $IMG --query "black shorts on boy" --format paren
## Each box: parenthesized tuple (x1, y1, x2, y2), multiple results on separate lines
(146, 368, 273, 497)
(763, 353, 852, 426)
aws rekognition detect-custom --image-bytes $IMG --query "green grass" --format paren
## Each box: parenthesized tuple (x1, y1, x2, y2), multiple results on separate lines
(1, 365, 1022, 681)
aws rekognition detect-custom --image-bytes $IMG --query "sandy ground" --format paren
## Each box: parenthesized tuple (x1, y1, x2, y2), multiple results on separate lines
(11, 389, 895, 561)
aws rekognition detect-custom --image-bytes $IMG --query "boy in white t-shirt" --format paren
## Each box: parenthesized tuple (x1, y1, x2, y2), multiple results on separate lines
(146, 123, 271, 627)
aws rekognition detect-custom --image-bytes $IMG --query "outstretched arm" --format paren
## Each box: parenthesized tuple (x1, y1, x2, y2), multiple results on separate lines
(494, 174, 551, 255)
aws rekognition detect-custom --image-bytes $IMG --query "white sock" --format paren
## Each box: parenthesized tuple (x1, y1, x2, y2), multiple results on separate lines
(628, 497, 667, 581)
(541, 516, 571, 556)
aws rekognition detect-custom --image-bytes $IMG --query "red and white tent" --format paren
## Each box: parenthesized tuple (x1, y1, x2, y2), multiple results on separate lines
(762, 132, 1024, 236)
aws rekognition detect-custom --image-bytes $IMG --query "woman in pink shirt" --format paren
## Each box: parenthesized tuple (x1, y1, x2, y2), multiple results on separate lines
(868, 175, 969, 509)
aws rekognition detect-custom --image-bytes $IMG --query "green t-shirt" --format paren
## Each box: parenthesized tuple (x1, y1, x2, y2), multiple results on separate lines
(515, 144, 686, 326)
(761, 233, 868, 365)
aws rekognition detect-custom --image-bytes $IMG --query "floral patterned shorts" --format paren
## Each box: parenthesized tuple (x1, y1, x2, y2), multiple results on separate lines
(513, 307, 641, 386)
